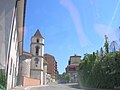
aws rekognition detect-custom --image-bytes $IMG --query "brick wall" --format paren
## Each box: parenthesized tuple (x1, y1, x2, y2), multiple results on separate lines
(23, 76, 40, 86)
(44, 54, 58, 76)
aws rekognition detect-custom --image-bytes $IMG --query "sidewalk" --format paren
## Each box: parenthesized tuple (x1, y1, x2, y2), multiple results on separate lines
(10, 85, 49, 90)
(10, 86, 28, 90)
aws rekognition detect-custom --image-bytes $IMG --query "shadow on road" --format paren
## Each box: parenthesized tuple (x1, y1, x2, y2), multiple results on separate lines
(67, 83, 119, 90)
(67, 83, 80, 89)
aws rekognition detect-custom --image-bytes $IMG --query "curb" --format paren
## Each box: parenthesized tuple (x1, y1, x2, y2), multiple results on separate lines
(24, 85, 49, 90)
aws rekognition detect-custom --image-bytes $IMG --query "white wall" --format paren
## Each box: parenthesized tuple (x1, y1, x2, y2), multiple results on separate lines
(0, 0, 20, 89)
(31, 37, 44, 56)
(0, 0, 26, 89)
(0, 0, 16, 70)
(30, 36, 44, 85)
(22, 59, 31, 77)
(31, 37, 44, 44)
(7, 12, 19, 89)
(70, 57, 81, 65)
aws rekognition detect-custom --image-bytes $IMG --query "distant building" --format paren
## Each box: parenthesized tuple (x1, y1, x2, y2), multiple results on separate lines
(66, 54, 81, 83)
(44, 53, 58, 82)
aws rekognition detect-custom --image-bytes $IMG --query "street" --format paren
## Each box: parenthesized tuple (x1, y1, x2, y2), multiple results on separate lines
(29, 83, 119, 90)
(11, 82, 119, 90)
(30, 83, 81, 90)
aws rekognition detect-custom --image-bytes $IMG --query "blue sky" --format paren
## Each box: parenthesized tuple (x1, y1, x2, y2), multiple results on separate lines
(24, 0, 120, 74)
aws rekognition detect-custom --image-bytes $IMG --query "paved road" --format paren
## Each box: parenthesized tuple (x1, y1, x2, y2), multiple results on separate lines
(30, 83, 81, 90)
(10, 81, 120, 90)
(30, 83, 119, 90)
(11, 82, 120, 90)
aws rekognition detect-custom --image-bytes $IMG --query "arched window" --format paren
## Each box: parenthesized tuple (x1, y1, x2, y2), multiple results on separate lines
(34, 58, 39, 64)
(37, 39, 39, 43)
(35, 46, 39, 55)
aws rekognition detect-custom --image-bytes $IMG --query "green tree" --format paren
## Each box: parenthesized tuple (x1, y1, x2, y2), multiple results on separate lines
(78, 34, 120, 89)
(65, 73, 71, 83)
(104, 35, 109, 54)
(100, 47, 104, 56)
(61, 72, 71, 83)
(78, 50, 120, 89)
(0, 69, 6, 90)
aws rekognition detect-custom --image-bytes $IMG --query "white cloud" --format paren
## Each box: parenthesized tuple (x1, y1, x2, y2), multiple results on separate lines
(60, 0, 92, 47)
(94, 24, 119, 42)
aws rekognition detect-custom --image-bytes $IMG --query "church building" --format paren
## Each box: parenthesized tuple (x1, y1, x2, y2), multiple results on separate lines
(30, 29, 44, 84)
(19, 29, 47, 86)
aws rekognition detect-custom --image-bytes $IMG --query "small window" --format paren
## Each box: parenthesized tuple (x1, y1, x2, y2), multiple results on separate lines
(34, 58, 39, 64)
(37, 39, 39, 43)
(36, 46, 39, 55)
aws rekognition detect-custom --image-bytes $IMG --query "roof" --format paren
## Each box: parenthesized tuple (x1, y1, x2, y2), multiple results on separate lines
(44, 53, 56, 63)
(17, 0, 26, 56)
(44, 53, 54, 57)
(67, 64, 79, 67)
(70, 54, 81, 58)
(34, 29, 43, 38)
(23, 51, 32, 58)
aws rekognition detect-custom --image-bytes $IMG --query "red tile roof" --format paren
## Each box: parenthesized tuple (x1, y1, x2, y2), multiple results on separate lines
(23, 51, 32, 58)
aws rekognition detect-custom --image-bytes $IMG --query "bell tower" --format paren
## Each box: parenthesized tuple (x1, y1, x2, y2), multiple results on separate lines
(30, 29, 44, 85)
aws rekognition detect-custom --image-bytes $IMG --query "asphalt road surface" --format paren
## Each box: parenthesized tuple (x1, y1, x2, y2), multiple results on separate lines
(30, 83, 119, 90)
(30, 83, 81, 90)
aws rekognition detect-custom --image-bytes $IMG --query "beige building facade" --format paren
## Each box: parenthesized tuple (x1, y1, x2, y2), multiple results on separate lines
(66, 54, 81, 83)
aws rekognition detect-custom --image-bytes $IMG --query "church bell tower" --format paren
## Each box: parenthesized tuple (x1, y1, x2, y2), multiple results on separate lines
(30, 29, 44, 85)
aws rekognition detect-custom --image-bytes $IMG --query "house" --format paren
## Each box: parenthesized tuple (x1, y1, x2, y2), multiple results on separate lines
(66, 54, 81, 83)
(0, 0, 26, 89)
(44, 53, 58, 82)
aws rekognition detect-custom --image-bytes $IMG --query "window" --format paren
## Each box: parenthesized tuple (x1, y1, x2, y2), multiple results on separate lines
(9, 58, 13, 75)
(37, 39, 39, 43)
(35, 46, 39, 55)
(34, 58, 39, 64)
(69, 67, 76, 71)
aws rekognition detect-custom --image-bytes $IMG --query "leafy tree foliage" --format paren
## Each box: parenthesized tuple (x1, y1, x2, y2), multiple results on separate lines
(78, 35, 120, 89)
(59, 72, 71, 83)
(0, 69, 6, 90)
(104, 35, 109, 54)
(100, 47, 104, 56)
(78, 51, 120, 89)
